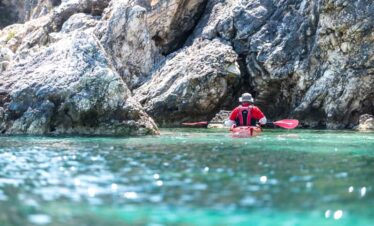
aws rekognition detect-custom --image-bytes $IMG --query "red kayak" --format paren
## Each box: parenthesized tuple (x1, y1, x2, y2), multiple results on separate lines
(230, 126, 262, 137)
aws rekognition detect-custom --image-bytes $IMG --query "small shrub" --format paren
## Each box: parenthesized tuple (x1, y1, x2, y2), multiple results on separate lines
(6, 31, 16, 42)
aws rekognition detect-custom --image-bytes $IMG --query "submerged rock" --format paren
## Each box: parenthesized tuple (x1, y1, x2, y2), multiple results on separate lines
(135, 39, 240, 126)
(0, 31, 158, 135)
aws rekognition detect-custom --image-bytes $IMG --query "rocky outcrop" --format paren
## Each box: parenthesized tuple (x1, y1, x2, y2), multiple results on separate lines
(356, 114, 374, 131)
(1, 0, 211, 135)
(136, 0, 373, 128)
(135, 39, 240, 126)
(0, 31, 158, 135)
(96, 0, 207, 89)
(1, 0, 373, 131)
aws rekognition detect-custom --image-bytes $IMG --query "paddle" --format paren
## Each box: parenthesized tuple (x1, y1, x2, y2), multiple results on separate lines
(269, 119, 299, 129)
(181, 121, 209, 126)
(181, 119, 299, 129)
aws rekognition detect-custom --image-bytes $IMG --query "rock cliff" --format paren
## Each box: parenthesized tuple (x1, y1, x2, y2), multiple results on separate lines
(0, 0, 373, 133)
(136, 0, 374, 129)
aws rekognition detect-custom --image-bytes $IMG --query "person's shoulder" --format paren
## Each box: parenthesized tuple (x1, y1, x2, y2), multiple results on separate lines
(251, 105, 262, 111)
(230, 106, 241, 114)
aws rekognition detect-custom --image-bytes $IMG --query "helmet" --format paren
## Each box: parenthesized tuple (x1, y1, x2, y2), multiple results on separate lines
(239, 93, 254, 103)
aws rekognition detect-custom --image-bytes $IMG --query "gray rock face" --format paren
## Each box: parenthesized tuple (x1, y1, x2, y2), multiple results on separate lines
(96, 0, 161, 90)
(185, 0, 373, 128)
(0, 31, 158, 135)
(135, 39, 240, 126)
(146, 0, 208, 55)
(1, 0, 211, 135)
(1, 0, 373, 131)
(0, 0, 110, 55)
(96, 0, 208, 89)
(61, 13, 98, 33)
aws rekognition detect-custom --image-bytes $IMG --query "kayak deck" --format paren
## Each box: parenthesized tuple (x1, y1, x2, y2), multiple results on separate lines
(230, 126, 262, 137)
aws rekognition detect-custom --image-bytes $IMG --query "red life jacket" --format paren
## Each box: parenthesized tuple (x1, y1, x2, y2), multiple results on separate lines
(236, 105, 253, 126)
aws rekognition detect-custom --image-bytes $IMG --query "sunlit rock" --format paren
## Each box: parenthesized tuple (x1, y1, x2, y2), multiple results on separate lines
(0, 31, 158, 135)
(95, 0, 207, 89)
(135, 39, 240, 126)
(207, 110, 231, 128)
(356, 114, 374, 131)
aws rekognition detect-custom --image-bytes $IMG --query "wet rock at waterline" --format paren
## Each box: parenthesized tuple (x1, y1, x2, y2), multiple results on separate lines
(0, 32, 158, 135)
(135, 39, 240, 126)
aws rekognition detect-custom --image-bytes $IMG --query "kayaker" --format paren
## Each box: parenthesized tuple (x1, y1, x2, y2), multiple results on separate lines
(225, 93, 267, 128)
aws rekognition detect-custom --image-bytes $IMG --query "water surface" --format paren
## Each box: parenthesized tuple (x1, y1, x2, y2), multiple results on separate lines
(0, 129, 373, 225)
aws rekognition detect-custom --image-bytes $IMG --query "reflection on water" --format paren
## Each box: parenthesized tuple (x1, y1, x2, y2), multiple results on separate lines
(0, 129, 373, 225)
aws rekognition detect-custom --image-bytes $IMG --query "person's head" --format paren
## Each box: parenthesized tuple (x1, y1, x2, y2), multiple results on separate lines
(239, 93, 254, 105)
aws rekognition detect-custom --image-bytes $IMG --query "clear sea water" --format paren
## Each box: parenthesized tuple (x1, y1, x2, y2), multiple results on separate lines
(0, 128, 373, 226)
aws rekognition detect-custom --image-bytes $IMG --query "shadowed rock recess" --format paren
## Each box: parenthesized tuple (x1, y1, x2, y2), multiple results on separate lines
(0, 0, 373, 134)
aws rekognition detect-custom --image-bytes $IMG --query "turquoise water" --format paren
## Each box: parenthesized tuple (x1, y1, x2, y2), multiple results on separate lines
(0, 129, 373, 226)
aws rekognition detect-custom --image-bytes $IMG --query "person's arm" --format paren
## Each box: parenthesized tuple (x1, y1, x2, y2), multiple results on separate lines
(224, 108, 238, 127)
(252, 107, 267, 125)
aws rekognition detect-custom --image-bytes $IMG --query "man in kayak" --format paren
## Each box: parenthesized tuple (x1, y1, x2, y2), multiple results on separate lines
(224, 93, 267, 128)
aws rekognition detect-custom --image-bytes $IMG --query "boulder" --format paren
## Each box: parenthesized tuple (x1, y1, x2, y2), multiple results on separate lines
(0, 31, 158, 135)
(207, 110, 231, 128)
(135, 39, 240, 126)
(356, 114, 374, 131)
